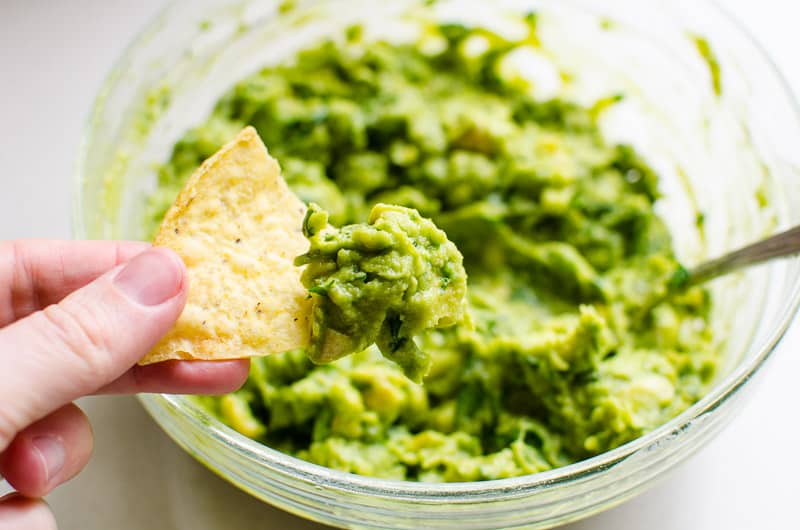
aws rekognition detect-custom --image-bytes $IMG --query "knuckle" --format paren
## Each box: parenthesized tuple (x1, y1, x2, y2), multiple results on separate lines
(38, 302, 116, 380)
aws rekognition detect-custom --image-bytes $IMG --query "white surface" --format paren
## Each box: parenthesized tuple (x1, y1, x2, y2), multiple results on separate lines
(1, 1, 799, 529)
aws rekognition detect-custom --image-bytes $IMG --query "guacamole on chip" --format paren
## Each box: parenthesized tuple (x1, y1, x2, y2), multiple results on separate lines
(148, 20, 717, 481)
(297, 203, 467, 382)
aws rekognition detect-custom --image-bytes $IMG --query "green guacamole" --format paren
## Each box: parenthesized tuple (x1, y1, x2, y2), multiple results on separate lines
(296, 203, 467, 383)
(149, 21, 717, 481)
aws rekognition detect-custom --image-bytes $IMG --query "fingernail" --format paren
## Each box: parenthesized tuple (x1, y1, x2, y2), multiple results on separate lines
(31, 436, 65, 484)
(113, 248, 185, 306)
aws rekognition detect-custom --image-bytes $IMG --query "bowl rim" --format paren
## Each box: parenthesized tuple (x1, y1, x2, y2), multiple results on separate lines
(77, 0, 800, 500)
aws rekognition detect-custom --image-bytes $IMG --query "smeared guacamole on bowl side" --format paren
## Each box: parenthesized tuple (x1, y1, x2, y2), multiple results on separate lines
(146, 21, 718, 481)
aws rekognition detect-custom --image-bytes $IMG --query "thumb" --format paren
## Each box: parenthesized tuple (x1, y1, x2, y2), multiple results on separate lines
(0, 247, 187, 451)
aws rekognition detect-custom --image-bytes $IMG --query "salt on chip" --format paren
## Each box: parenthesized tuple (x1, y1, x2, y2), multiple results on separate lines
(140, 126, 312, 364)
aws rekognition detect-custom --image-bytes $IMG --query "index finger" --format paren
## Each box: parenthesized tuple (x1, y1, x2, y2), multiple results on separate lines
(0, 240, 150, 326)
(95, 359, 250, 395)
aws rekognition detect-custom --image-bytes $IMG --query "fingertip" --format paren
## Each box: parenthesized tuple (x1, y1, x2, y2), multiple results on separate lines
(164, 359, 251, 395)
(0, 439, 48, 497)
(0, 495, 56, 530)
(0, 404, 93, 498)
(112, 247, 188, 307)
(197, 359, 251, 393)
(151, 246, 188, 284)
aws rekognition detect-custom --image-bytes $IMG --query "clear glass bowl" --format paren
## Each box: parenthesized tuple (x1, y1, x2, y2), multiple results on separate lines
(74, 0, 800, 528)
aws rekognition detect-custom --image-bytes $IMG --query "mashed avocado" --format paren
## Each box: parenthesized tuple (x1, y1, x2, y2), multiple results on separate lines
(296, 203, 467, 383)
(150, 21, 717, 481)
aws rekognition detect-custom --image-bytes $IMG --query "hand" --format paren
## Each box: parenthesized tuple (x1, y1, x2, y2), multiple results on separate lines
(0, 241, 249, 529)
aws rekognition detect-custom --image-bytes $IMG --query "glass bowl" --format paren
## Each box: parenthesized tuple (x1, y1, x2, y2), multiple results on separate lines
(73, 0, 800, 528)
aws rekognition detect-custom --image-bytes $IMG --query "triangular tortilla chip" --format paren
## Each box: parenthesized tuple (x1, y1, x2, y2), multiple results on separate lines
(140, 126, 312, 364)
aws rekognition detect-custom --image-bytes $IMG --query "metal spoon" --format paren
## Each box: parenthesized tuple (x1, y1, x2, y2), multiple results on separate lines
(673, 225, 800, 289)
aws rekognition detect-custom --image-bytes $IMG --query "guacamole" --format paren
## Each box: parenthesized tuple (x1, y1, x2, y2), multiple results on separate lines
(150, 20, 717, 481)
(296, 203, 467, 383)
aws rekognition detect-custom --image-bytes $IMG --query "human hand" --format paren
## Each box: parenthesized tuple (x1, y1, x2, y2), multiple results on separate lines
(0, 241, 250, 529)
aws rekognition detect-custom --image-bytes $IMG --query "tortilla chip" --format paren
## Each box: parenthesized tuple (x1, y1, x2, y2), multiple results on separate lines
(140, 126, 312, 364)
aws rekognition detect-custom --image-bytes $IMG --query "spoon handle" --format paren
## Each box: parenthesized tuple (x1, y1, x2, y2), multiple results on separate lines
(686, 225, 800, 286)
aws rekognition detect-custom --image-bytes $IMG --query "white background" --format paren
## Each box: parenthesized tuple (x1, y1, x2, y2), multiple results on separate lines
(1, 1, 799, 529)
